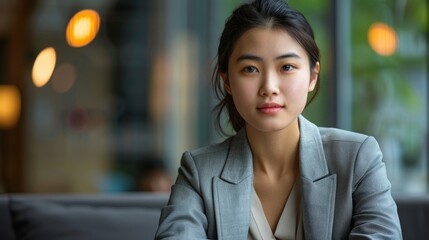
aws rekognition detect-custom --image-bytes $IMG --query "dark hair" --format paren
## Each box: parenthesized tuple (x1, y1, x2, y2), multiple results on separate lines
(212, 0, 320, 135)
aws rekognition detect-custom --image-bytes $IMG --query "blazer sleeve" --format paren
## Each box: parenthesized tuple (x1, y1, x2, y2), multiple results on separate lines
(155, 151, 210, 240)
(349, 136, 403, 239)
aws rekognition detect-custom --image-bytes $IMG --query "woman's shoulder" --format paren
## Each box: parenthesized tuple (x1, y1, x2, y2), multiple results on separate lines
(318, 127, 371, 144)
(178, 136, 236, 178)
(300, 115, 373, 145)
(186, 135, 234, 161)
(317, 127, 382, 166)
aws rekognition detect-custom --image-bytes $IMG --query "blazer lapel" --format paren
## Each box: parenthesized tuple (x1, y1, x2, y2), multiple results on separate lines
(299, 116, 337, 240)
(213, 129, 253, 240)
(213, 117, 337, 239)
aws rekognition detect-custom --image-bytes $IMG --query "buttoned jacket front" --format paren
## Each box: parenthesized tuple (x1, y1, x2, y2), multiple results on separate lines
(156, 116, 402, 239)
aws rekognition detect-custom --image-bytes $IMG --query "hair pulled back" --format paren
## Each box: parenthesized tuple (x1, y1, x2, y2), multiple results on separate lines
(213, 0, 320, 135)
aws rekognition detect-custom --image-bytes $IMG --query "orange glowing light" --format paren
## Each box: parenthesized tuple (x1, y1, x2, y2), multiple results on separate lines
(66, 9, 100, 48)
(32, 47, 57, 87)
(368, 22, 397, 56)
(0, 85, 21, 129)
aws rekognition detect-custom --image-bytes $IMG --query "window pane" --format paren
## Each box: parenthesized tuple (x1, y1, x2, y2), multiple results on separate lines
(292, 0, 332, 127)
(351, 0, 428, 194)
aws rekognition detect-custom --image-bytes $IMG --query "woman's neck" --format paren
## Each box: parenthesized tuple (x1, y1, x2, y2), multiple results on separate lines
(246, 119, 300, 180)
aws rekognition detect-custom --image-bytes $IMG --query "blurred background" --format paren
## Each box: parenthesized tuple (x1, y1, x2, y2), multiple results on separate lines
(0, 0, 427, 195)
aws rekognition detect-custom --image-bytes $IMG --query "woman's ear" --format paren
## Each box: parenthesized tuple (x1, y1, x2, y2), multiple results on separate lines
(308, 62, 320, 92)
(221, 72, 232, 94)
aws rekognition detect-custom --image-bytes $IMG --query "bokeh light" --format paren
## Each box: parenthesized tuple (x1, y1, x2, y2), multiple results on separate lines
(66, 9, 100, 48)
(0, 85, 21, 129)
(52, 63, 76, 93)
(32, 47, 57, 87)
(368, 22, 397, 56)
(67, 107, 89, 132)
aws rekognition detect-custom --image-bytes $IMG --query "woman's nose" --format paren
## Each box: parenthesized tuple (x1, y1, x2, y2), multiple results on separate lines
(259, 72, 280, 96)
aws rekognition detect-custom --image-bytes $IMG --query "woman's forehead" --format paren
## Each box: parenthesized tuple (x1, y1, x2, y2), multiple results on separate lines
(230, 27, 307, 61)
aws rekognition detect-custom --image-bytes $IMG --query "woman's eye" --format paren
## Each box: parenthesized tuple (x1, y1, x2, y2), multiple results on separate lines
(281, 65, 294, 72)
(243, 66, 258, 73)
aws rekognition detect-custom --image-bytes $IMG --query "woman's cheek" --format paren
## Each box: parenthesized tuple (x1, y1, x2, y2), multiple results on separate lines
(283, 80, 308, 99)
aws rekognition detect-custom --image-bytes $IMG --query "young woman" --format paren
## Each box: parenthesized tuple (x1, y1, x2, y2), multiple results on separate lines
(156, 0, 402, 239)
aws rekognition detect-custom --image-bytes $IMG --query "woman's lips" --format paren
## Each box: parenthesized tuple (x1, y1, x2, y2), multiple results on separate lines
(257, 103, 284, 114)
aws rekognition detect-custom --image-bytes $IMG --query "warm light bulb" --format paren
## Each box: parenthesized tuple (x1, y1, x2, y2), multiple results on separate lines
(0, 85, 21, 129)
(368, 22, 397, 56)
(66, 9, 100, 48)
(32, 47, 57, 87)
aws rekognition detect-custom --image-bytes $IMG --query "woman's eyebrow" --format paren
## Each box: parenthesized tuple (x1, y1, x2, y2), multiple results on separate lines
(236, 52, 301, 63)
(275, 52, 301, 60)
(236, 54, 262, 62)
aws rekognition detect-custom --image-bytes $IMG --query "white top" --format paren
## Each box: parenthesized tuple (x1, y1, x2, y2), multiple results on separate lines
(248, 181, 304, 240)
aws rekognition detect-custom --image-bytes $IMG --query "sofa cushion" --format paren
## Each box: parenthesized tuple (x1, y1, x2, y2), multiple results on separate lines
(0, 195, 15, 240)
(10, 199, 160, 240)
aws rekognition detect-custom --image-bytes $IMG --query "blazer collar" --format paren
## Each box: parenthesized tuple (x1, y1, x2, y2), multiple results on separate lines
(215, 128, 253, 239)
(219, 128, 253, 184)
(215, 116, 336, 239)
(298, 115, 330, 180)
(219, 115, 331, 183)
(298, 115, 336, 239)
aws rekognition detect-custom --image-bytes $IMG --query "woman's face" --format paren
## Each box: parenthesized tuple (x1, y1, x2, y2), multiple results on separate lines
(222, 27, 319, 133)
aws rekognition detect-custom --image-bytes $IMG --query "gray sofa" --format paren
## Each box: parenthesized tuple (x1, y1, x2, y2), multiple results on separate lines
(0, 193, 169, 240)
(394, 195, 429, 240)
(0, 193, 428, 240)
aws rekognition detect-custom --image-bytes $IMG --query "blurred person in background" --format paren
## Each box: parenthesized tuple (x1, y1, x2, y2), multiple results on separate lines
(135, 158, 172, 193)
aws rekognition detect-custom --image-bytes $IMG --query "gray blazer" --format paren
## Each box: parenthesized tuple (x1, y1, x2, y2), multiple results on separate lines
(156, 116, 402, 239)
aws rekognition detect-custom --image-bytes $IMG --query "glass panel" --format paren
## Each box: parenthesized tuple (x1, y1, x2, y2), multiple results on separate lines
(291, 0, 332, 127)
(350, 0, 428, 193)
(16, 0, 249, 193)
